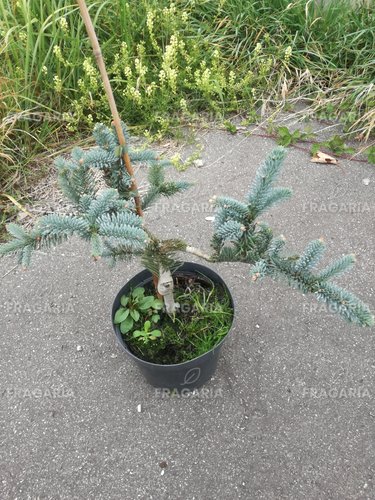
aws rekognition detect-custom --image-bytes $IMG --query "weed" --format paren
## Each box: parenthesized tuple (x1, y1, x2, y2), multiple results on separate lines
(223, 120, 238, 135)
(365, 146, 375, 165)
(274, 126, 314, 147)
(311, 135, 356, 156)
(114, 287, 163, 334)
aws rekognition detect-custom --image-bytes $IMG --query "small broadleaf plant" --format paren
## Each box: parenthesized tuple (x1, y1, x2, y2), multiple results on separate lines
(114, 286, 163, 333)
(132, 320, 162, 344)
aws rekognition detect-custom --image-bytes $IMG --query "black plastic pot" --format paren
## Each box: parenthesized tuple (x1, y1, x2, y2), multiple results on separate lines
(112, 262, 234, 390)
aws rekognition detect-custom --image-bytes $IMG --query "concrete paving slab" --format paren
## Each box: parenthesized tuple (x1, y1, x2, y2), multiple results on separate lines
(0, 129, 374, 499)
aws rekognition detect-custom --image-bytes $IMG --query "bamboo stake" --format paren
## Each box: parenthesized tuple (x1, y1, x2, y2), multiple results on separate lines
(76, 0, 143, 216)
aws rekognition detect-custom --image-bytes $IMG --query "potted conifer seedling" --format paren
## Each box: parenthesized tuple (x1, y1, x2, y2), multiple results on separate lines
(0, 125, 373, 389)
(0, 0, 373, 390)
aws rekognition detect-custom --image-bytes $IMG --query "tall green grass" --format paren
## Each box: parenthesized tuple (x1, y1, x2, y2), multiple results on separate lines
(190, 0, 375, 134)
(0, 0, 374, 201)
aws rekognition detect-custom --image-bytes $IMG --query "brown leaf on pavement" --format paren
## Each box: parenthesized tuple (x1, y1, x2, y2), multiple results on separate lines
(311, 151, 338, 165)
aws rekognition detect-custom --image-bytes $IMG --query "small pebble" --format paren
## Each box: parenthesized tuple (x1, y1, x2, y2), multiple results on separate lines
(193, 159, 204, 168)
(255, 324, 260, 329)
(137, 404, 142, 413)
(76, 345, 83, 352)
(362, 178, 370, 186)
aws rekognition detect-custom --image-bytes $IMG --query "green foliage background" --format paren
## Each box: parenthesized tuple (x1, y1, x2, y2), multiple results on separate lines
(1, 0, 374, 171)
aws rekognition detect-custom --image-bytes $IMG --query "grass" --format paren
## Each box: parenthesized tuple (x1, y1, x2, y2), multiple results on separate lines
(0, 0, 374, 234)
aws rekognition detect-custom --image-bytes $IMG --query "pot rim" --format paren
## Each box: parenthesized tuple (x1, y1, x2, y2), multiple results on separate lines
(112, 262, 235, 368)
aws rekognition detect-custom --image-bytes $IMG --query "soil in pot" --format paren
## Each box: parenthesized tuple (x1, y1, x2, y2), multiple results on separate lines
(116, 271, 233, 365)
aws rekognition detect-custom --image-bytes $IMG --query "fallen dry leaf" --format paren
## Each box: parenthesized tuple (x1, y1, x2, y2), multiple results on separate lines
(311, 151, 338, 165)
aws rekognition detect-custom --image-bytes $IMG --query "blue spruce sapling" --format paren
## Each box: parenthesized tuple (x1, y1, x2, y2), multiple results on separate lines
(0, 124, 373, 327)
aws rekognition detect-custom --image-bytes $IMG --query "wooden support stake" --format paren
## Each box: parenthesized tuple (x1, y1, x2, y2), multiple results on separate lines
(76, 0, 143, 216)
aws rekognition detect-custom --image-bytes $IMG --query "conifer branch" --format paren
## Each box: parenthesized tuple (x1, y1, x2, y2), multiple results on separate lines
(249, 245, 374, 327)
(209, 147, 373, 326)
